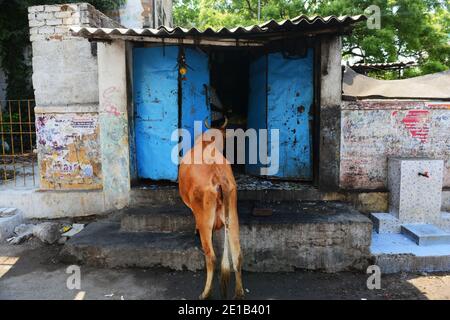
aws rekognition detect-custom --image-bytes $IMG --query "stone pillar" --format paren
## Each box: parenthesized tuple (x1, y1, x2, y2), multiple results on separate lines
(97, 40, 130, 209)
(371, 158, 450, 234)
(28, 3, 122, 191)
(319, 35, 342, 191)
(389, 158, 444, 224)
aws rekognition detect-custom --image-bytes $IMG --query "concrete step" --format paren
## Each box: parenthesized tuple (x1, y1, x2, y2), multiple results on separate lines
(121, 206, 193, 233)
(60, 221, 204, 271)
(370, 212, 400, 234)
(121, 201, 256, 233)
(61, 201, 373, 272)
(371, 233, 450, 273)
(129, 185, 325, 207)
(401, 224, 450, 246)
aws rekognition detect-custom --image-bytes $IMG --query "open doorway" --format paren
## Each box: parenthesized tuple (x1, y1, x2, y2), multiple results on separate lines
(207, 46, 315, 182)
(209, 49, 251, 174)
(132, 44, 315, 185)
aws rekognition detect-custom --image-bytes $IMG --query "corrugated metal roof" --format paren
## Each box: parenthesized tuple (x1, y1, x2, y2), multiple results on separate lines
(352, 61, 415, 68)
(71, 14, 366, 42)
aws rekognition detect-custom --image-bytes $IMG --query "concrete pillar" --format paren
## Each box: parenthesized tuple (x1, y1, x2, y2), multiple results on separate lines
(29, 3, 108, 190)
(319, 35, 342, 191)
(97, 40, 130, 209)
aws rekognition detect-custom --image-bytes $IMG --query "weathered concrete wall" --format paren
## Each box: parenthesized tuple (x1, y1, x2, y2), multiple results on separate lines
(157, 0, 173, 27)
(0, 189, 105, 219)
(29, 3, 121, 191)
(319, 35, 342, 191)
(98, 40, 131, 209)
(117, 0, 173, 28)
(29, 3, 120, 106)
(340, 100, 450, 190)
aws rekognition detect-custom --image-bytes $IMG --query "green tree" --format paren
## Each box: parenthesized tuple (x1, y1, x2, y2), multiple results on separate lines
(0, 0, 125, 100)
(173, 0, 450, 78)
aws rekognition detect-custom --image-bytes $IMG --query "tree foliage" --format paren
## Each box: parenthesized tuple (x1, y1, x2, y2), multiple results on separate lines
(0, 0, 124, 100)
(174, 0, 450, 78)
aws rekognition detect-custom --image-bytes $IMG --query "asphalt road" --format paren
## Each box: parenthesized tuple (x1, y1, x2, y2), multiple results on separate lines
(0, 240, 449, 300)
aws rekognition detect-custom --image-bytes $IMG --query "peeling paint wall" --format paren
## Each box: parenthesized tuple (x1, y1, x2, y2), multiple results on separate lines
(98, 41, 130, 209)
(36, 113, 102, 189)
(340, 101, 450, 190)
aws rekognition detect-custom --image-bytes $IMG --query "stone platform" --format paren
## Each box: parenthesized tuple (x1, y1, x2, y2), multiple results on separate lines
(60, 201, 373, 272)
(371, 233, 450, 273)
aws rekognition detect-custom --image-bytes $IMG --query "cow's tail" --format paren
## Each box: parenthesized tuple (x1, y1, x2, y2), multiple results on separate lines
(220, 184, 231, 299)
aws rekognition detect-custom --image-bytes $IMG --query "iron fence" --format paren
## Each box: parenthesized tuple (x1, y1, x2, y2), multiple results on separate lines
(0, 100, 37, 188)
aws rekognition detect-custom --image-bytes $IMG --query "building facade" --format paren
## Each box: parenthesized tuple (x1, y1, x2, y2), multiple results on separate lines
(1, 3, 449, 219)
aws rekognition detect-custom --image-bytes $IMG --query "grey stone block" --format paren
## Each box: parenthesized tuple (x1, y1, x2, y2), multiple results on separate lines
(45, 5, 61, 12)
(439, 212, 450, 232)
(28, 6, 45, 13)
(401, 224, 450, 246)
(36, 12, 54, 20)
(54, 11, 72, 19)
(39, 26, 55, 34)
(29, 20, 45, 28)
(388, 158, 443, 224)
(46, 19, 62, 26)
(0, 208, 23, 241)
(370, 212, 401, 233)
(30, 34, 47, 42)
(33, 222, 61, 244)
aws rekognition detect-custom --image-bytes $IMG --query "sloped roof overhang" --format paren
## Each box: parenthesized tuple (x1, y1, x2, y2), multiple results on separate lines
(71, 14, 366, 47)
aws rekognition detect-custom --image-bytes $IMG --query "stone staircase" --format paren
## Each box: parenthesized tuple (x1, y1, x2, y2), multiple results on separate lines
(370, 158, 450, 273)
(60, 200, 373, 272)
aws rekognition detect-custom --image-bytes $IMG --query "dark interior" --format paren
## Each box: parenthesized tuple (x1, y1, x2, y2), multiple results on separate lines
(209, 49, 251, 174)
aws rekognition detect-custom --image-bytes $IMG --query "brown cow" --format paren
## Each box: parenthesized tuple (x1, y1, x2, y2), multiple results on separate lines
(178, 118, 244, 300)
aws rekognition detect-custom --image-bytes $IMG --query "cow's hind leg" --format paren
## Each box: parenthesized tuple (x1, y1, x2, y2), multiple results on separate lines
(228, 193, 244, 299)
(197, 196, 217, 300)
(229, 226, 244, 299)
(198, 224, 215, 299)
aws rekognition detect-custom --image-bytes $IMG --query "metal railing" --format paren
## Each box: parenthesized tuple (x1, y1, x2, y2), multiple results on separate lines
(0, 100, 37, 188)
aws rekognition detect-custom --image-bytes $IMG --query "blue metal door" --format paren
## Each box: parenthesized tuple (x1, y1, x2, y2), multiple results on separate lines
(133, 46, 179, 181)
(181, 48, 210, 149)
(267, 50, 314, 180)
(246, 55, 267, 175)
(246, 49, 314, 180)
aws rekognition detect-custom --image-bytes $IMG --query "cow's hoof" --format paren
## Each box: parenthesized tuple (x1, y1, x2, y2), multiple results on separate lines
(199, 292, 211, 300)
(233, 293, 245, 300)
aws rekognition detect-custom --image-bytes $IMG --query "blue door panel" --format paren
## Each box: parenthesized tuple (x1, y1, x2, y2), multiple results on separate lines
(246, 56, 267, 175)
(133, 46, 179, 181)
(181, 48, 210, 149)
(267, 50, 313, 179)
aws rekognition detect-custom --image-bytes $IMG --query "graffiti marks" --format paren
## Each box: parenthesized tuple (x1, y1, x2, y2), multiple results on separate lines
(341, 102, 450, 189)
(400, 110, 430, 143)
(103, 86, 122, 117)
